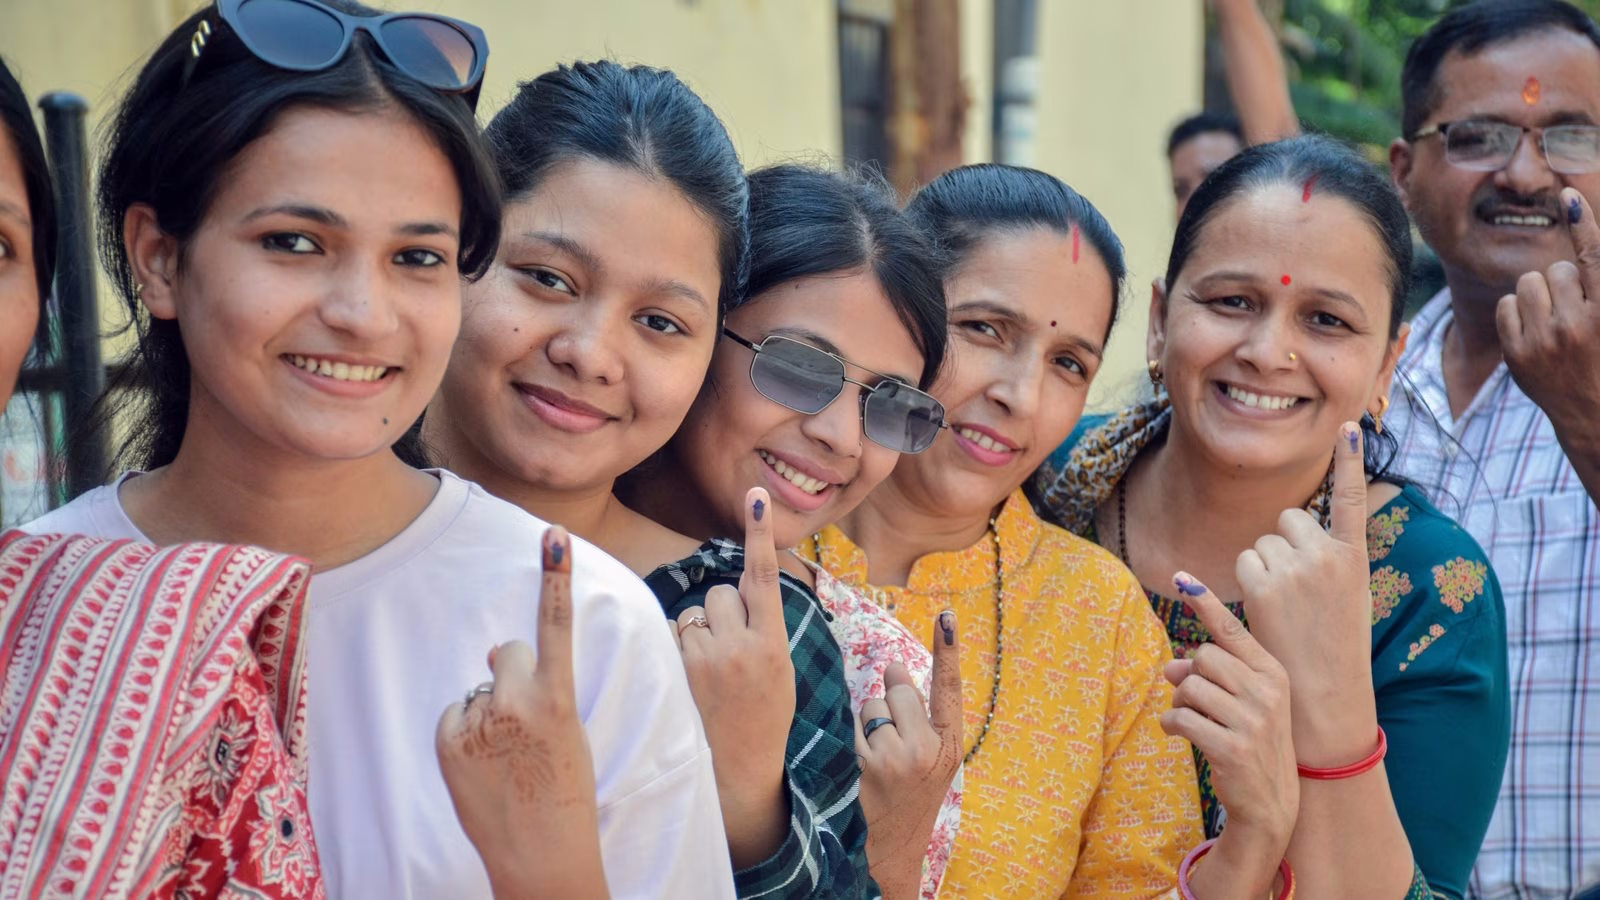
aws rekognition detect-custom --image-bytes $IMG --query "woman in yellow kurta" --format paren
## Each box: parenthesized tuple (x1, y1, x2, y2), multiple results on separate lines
(810, 488, 1197, 895)
(802, 165, 1302, 898)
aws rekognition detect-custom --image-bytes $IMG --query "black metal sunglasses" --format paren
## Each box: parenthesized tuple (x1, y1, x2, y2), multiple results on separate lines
(722, 328, 948, 454)
(182, 0, 489, 111)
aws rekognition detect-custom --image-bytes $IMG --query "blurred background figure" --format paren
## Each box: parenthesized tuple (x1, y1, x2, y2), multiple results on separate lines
(1168, 0, 1299, 219)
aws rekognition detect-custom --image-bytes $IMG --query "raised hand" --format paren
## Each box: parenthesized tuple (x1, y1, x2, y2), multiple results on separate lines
(1160, 573, 1297, 897)
(435, 526, 610, 900)
(1235, 423, 1377, 766)
(671, 487, 797, 868)
(855, 611, 965, 899)
(1498, 187, 1600, 469)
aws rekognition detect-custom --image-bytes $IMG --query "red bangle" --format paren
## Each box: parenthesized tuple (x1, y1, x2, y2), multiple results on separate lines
(1178, 838, 1295, 899)
(1297, 726, 1387, 780)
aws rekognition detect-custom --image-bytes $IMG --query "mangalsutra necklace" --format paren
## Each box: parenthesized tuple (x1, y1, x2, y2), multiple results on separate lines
(813, 522, 1005, 765)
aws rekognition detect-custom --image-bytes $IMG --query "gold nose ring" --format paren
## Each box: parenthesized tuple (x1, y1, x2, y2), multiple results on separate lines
(1288, 351, 1298, 362)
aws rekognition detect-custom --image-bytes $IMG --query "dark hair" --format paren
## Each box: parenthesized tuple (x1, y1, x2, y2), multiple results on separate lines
(1401, 0, 1600, 138)
(905, 163, 1126, 341)
(1167, 112, 1243, 158)
(486, 60, 748, 320)
(1164, 134, 1412, 476)
(0, 59, 56, 326)
(740, 164, 946, 388)
(93, 1, 501, 473)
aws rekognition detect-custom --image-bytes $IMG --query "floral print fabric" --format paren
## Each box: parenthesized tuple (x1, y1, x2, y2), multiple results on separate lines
(0, 531, 321, 899)
(805, 491, 1203, 898)
(797, 555, 962, 900)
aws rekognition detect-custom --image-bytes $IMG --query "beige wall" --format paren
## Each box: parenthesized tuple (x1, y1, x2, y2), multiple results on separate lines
(0, 0, 1200, 402)
(1030, 0, 1204, 407)
(0, 0, 841, 166)
(432, 0, 840, 167)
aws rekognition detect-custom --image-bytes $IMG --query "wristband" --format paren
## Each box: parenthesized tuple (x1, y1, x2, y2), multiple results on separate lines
(1297, 726, 1387, 780)
(1178, 838, 1295, 900)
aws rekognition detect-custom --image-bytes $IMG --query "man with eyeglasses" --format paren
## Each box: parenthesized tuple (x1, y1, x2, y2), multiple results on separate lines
(1385, 1, 1600, 896)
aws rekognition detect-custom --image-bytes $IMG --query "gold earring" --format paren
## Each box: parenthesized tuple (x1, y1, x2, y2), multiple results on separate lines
(1374, 395, 1390, 435)
(1147, 358, 1164, 388)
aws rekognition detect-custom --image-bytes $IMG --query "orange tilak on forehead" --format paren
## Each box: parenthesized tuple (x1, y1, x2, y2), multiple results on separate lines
(1523, 76, 1541, 106)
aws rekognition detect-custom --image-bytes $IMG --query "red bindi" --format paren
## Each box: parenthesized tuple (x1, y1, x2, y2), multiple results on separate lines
(1523, 76, 1541, 106)
(1281, 275, 1292, 286)
(1071, 224, 1081, 264)
(1302, 174, 1319, 203)
(1049, 320, 1057, 327)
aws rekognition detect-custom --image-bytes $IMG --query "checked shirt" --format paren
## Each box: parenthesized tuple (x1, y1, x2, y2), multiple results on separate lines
(1386, 291, 1600, 898)
(647, 539, 879, 899)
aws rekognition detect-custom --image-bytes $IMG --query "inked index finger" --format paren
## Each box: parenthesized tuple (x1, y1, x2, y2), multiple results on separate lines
(1329, 422, 1368, 549)
(738, 487, 784, 634)
(1172, 571, 1275, 672)
(536, 526, 576, 692)
(928, 610, 964, 740)
(1562, 188, 1600, 302)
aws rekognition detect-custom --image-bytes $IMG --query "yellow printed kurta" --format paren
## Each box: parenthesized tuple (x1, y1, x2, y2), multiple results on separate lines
(807, 490, 1202, 898)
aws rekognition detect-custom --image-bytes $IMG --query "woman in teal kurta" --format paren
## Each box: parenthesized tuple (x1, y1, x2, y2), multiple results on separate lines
(1035, 402, 1509, 898)
(1027, 137, 1509, 898)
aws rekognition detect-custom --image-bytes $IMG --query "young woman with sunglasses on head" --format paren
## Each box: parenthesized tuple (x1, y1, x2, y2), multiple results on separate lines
(0, 53, 324, 897)
(610, 164, 962, 899)
(1034, 136, 1509, 898)
(19, 4, 732, 898)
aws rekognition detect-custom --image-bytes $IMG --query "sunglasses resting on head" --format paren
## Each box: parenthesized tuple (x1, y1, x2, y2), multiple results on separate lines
(184, 0, 489, 110)
(722, 328, 947, 455)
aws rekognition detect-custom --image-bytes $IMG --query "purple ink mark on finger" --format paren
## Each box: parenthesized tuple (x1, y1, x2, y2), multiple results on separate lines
(1570, 196, 1583, 225)
(550, 541, 564, 566)
(1347, 428, 1360, 453)
(1175, 575, 1208, 597)
(939, 610, 956, 646)
(753, 498, 765, 522)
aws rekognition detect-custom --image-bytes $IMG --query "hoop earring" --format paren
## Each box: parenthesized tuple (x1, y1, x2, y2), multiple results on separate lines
(1374, 395, 1390, 435)
(1147, 358, 1164, 389)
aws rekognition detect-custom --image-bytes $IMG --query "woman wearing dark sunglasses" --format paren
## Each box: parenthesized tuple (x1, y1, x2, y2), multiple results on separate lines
(22, 3, 732, 898)
(611, 164, 963, 899)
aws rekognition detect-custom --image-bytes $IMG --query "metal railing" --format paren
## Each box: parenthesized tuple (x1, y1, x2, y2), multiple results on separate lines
(14, 92, 109, 508)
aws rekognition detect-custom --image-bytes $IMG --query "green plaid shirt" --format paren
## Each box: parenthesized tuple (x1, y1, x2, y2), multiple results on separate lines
(647, 539, 878, 899)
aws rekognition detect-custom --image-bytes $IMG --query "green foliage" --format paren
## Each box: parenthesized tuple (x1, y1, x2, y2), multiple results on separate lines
(1277, 0, 1600, 152)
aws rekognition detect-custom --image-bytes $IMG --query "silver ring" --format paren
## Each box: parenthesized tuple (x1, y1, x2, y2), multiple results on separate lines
(862, 716, 895, 741)
(464, 681, 494, 706)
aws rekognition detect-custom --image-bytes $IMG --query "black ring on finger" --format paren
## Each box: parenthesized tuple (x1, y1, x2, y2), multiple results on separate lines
(862, 716, 895, 741)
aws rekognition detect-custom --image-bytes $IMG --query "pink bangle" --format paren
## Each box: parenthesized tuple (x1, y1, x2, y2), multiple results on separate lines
(1297, 726, 1387, 780)
(1178, 838, 1295, 900)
